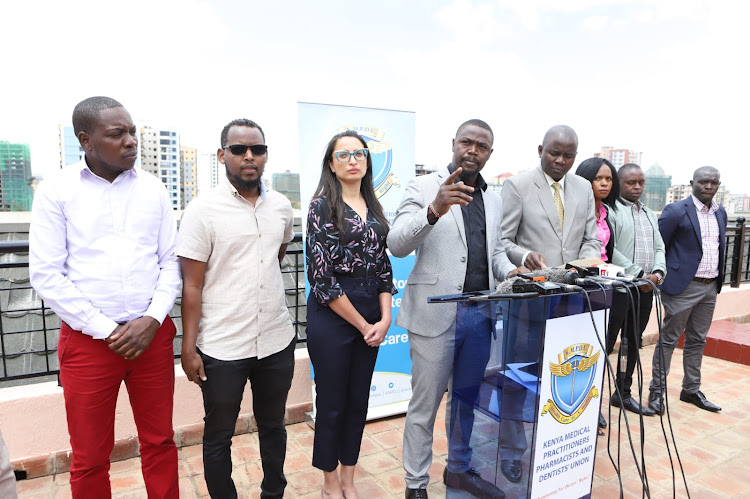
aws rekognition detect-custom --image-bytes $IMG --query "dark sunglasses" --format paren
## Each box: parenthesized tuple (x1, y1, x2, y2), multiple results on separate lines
(223, 144, 268, 156)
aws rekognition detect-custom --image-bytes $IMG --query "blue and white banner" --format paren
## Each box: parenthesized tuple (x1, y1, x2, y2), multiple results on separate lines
(298, 102, 416, 419)
(531, 310, 607, 498)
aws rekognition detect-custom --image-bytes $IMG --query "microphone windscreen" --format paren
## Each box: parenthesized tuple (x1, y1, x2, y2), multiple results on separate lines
(496, 276, 523, 294)
(536, 267, 571, 283)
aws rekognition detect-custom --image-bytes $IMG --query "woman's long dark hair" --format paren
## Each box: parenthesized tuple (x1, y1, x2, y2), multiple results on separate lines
(575, 157, 620, 211)
(312, 130, 389, 236)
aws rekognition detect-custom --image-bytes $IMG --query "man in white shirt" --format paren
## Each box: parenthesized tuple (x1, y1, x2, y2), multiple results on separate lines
(177, 119, 296, 499)
(29, 96, 181, 498)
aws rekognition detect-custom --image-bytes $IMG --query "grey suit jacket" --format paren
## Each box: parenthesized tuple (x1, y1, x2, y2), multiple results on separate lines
(387, 166, 516, 337)
(501, 165, 600, 267)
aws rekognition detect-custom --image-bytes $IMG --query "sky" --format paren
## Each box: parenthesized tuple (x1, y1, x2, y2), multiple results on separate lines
(1, 0, 748, 192)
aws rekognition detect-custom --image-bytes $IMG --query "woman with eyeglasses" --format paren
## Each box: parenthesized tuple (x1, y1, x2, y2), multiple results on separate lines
(305, 130, 396, 498)
(576, 157, 620, 435)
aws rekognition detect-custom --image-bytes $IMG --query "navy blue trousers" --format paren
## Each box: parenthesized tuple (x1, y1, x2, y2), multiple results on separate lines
(307, 276, 382, 472)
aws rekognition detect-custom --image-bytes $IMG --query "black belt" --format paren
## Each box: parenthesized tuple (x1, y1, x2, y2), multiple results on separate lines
(692, 276, 716, 284)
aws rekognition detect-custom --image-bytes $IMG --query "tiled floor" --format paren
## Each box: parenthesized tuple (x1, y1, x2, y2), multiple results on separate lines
(15, 344, 750, 498)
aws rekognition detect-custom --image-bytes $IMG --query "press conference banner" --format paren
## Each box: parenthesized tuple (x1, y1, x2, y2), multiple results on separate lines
(530, 310, 607, 498)
(298, 102, 416, 419)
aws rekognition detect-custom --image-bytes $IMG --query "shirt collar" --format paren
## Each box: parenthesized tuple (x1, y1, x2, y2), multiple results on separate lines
(80, 156, 139, 182)
(691, 194, 718, 214)
(543, 170, 565, 190)
(620, 197, 644, 210)
(598, 203, 608, 218)
(221, 174, 267, 200)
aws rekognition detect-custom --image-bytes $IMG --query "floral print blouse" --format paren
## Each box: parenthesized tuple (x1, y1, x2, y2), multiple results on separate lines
(306, 197, 396, 305)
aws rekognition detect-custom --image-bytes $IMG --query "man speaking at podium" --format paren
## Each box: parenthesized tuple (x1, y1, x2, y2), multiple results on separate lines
(500, 125, 600, 271)
(498, 125, 600, 483)
(389, 119, 523, 499)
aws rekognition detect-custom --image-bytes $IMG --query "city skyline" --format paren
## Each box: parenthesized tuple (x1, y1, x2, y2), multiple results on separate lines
(1, 1, 748, 193)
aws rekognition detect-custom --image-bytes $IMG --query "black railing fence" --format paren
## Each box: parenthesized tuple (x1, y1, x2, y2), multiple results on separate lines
(2, 219, 750, 386)
(726, 217, 749, 287)
(0, 235, 306, 387)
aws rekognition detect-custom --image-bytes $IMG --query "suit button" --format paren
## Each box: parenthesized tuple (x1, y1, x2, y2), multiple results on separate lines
(562, 247, 567, 252)
(461, 257, 466, 262)
(457, 285, 463, 291)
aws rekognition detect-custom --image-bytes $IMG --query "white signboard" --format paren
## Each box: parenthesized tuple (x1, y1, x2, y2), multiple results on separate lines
(531, 310, 607, 498)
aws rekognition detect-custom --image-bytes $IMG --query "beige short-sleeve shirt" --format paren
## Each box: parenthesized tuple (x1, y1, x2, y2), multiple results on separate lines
(177, 177, 295, 360)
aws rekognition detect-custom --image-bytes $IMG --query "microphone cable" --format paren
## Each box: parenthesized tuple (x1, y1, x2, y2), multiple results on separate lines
(611, 279, 651, 498)
(576, 280, 651, 498)
(647, 282, 692, 499)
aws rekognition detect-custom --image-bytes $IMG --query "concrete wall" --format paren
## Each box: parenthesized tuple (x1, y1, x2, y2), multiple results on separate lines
(0, 348, 312, 466)
(640, 283, 750, 345)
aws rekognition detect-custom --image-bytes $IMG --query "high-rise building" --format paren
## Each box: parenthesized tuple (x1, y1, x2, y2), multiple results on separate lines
(487, 173, 513, 195)
(0, 141, 34, 211)
(665, 184, 691, 204)
(415, 164, 437, 176)
(58, 124, 84, 168)
(140, 126, 181, 210)
(271, 170, 300, 207)
(199, 152, 220, 190)
(595, 147, 642, 169)
(642, 163, 671, 212)
(180, 146, 198, 209)
(667, 184, 732, 209)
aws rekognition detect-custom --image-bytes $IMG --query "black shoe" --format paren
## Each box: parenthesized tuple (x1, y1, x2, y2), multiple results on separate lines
(405, 487, 428, 499)
(611, 394, 656, 416)
(500, 460, 522, 483)
(445, 467, 505, 498)
(598, 412, 607, 429)
(648, 391, 664, 415)
(680, 390, 721, 412)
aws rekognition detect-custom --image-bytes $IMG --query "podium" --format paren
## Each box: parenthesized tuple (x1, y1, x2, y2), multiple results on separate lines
(428, 288, 611, 499)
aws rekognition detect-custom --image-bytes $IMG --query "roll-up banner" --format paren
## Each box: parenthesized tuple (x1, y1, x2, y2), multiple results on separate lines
(298, 102, 416, 420)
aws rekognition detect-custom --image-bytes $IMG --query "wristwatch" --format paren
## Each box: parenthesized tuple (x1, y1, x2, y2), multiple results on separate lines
(654, 271, 665, 285)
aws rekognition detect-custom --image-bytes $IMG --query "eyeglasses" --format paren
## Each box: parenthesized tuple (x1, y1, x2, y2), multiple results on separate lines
(333, 149, 369, 162)
(223, 144, 268, 156)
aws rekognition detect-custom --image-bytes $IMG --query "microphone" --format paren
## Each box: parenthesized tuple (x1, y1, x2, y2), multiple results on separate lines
(495, 267, 583, 294)
(615, 272, 641, 282)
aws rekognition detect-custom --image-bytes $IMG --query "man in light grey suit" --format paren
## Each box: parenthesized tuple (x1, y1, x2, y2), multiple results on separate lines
(497, 125, 600, 483)
(389, 120, 524, 499)
(501, 125, 600, 270)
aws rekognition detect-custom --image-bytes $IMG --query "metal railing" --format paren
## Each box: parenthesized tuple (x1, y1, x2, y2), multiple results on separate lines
(0, 235, 306, 386)
(2, 219, 750, 386)
(726, 217, 749, 287)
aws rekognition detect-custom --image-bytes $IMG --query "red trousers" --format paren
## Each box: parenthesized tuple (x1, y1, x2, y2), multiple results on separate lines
(58, 317, 178, 499)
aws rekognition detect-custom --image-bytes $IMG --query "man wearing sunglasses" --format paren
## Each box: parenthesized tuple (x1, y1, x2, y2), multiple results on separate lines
(178, 119, 296, 499)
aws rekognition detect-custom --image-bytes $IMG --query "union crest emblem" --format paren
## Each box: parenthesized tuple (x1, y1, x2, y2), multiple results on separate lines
(541, 343, 600, 424)
(339, 126, 400, 198)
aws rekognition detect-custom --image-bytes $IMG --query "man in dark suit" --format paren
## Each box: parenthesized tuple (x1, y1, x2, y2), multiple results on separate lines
(649, 166, 726, 414)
